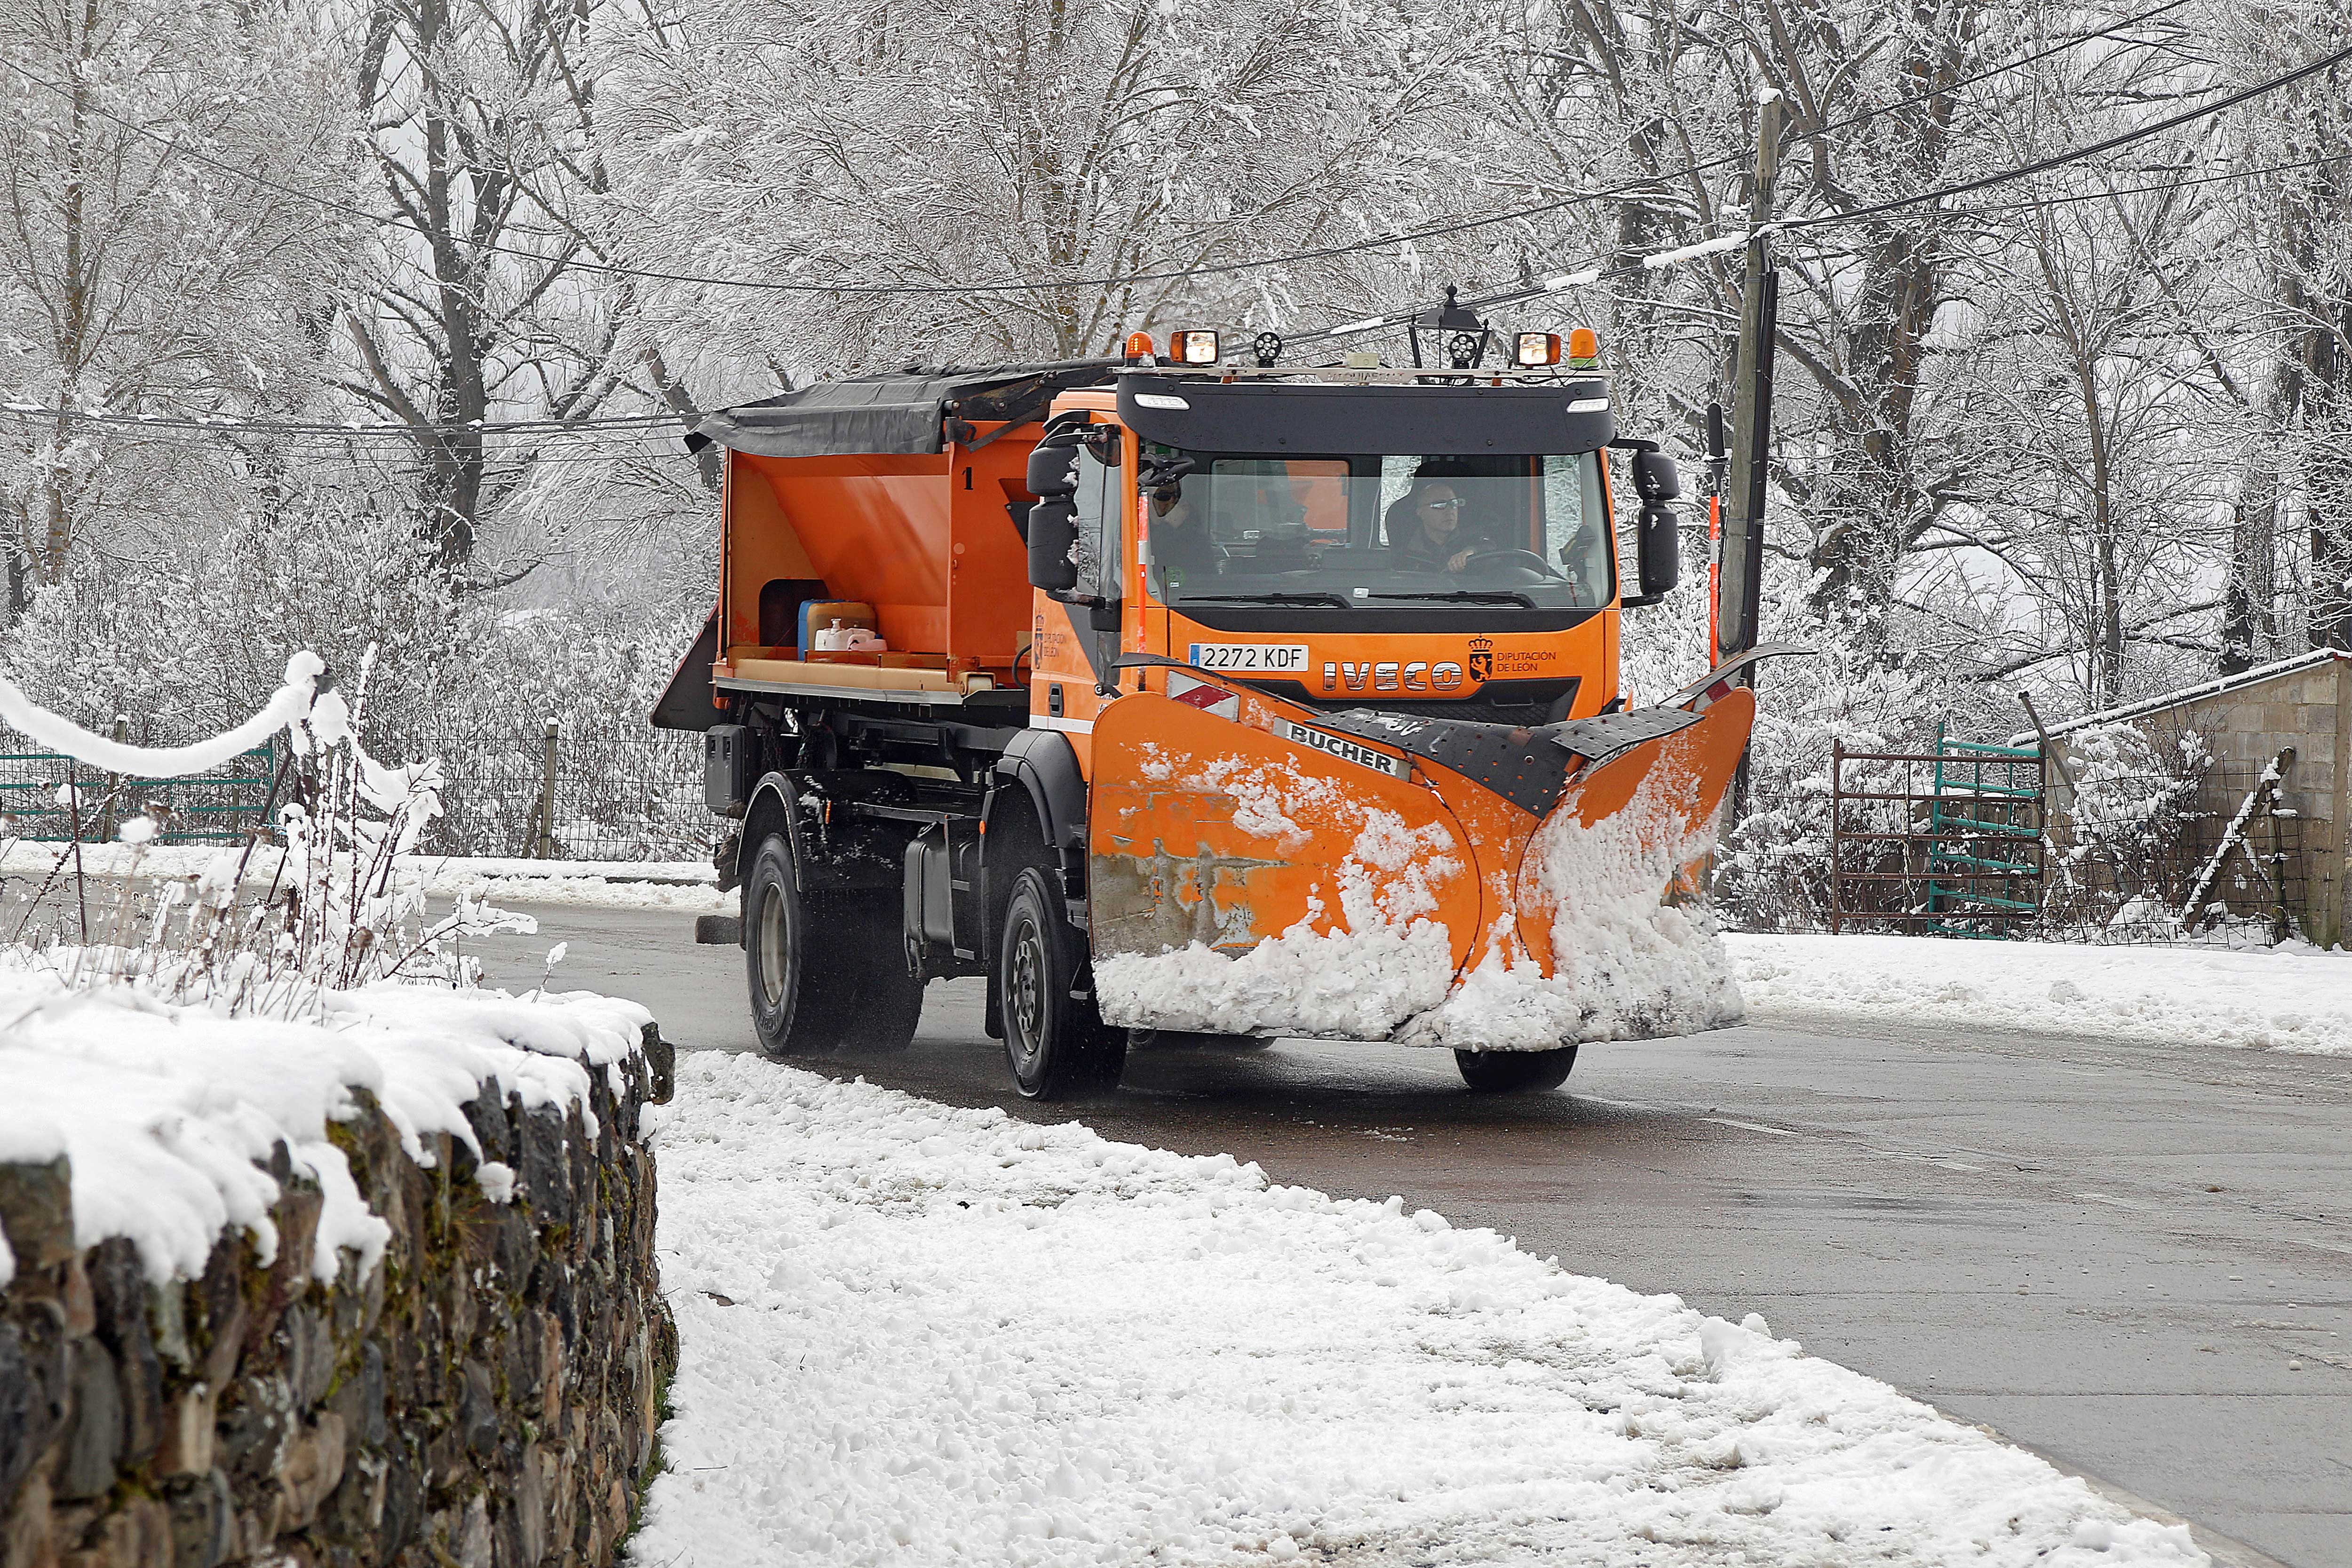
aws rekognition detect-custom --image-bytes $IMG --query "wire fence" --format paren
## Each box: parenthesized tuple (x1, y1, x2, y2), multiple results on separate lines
(0, 743, 279, 844)
(2041, 755, 2311, 946)
(0, 726, 711, 863)
(375, 725, 711, 861)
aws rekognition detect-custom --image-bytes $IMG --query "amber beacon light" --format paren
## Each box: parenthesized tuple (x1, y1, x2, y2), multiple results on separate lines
(1123, 331, 1157, 366)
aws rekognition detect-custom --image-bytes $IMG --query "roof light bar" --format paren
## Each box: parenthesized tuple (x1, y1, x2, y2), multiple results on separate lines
(1169, 329, 1220, 365)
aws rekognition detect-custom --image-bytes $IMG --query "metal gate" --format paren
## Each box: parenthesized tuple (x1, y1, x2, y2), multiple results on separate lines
(1830, 733, 2044, 937)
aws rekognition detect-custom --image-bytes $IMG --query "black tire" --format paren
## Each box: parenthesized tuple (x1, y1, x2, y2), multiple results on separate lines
(743, 838, 921, 1056)
(1454, 1045, 1579, 1092)
(998, 867, 1125, 1098)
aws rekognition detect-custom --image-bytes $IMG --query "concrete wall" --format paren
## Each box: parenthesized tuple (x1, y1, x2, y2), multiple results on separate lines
(0, 1033, 677, 1568)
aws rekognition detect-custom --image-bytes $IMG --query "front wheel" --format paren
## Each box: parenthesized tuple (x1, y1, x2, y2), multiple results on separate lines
(999, 868, 1125, 1099)
(1454, 1045, 1578, 1092)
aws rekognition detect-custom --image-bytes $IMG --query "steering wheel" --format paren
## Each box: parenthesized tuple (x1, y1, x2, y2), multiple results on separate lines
(1462, 548, 1566, 580)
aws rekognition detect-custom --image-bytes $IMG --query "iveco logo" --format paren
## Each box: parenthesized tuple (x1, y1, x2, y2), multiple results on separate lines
(1322, 661, 1465, 693)
(1274, 719, 1412, 781)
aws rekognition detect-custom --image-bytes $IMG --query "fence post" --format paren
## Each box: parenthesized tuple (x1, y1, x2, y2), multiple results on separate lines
(103, 716, 129, 842)
(1830, 740, 1843, 935)
(533, 717, 561, 859)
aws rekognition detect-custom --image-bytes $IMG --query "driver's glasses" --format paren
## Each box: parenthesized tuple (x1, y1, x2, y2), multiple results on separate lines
(1420, 498, 1465, 512)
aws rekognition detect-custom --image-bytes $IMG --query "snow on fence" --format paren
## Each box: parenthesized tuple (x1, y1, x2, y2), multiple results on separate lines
(0, 725, 706, 863)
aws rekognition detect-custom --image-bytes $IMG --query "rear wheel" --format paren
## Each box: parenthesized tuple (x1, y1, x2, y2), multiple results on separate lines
(999, 867, 1124, 1098)
(1454, 1046, 1578, 1092)
(744, 835, 922, 1057)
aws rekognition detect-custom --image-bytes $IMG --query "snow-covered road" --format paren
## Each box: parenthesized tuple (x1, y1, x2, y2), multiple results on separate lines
(632, 1053, 2206, 1567)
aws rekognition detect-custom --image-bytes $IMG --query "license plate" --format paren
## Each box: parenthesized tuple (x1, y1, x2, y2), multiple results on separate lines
(1274, 718, 1413, 781)
(1188, 643, 1311, 673)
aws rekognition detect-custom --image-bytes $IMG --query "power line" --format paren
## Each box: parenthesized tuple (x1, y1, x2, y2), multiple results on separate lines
(0, 402, 686, 439)
(0, 0, 2202, 301)
(1290, 41, 2352, 348)
(15, 141, 2344, 451)
(8, 31, 2341, 449)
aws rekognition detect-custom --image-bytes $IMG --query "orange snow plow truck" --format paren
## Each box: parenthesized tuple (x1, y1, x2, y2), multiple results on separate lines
(655, 333, 1762, 1098)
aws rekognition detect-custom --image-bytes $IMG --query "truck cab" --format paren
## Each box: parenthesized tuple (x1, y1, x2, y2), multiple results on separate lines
(1018, 366, 1666, 762)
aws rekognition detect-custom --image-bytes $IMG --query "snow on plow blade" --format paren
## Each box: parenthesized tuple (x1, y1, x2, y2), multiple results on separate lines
(1087, 675, 1756, 1048)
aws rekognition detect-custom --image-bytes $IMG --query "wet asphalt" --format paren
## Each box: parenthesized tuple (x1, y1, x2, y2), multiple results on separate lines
(198, 897, 2352, 1565)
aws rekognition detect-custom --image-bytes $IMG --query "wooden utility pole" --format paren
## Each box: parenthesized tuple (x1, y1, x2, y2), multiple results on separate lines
(1714, 90, 1784, 673)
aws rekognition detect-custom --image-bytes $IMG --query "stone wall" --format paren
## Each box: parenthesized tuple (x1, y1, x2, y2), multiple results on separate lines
(0, 1028, 678, 1568)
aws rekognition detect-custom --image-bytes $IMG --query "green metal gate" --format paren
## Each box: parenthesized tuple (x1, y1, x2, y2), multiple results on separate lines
(1924, 728, 2042, 937)
(1831, 733, 2045, 937)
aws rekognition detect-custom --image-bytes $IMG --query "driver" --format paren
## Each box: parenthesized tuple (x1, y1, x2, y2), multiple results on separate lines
(1146, 484, 1219, 589)
(1387, 478, 1488, 573)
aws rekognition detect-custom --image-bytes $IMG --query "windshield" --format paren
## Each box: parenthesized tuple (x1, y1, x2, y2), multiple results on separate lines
(1142, 451, 1613, 613)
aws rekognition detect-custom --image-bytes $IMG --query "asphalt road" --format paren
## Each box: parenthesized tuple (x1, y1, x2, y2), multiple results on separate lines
(491, 902, 2348, 1565)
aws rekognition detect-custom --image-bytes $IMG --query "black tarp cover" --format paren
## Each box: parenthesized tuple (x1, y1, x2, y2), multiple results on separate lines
(691, 359, 1116, 459)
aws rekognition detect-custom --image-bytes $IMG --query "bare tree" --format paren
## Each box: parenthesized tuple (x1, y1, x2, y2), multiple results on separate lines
(342, 0, 631, 573)
(0, 0, 342, 585)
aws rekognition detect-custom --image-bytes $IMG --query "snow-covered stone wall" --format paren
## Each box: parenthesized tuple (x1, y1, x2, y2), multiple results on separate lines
(0, 1006, 677, 1568)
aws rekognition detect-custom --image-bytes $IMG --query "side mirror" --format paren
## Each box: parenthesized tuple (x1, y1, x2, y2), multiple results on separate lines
(1026, 441, 1079, 498)
(1634, 503, 1681, 600)
(1027, 497, 1079, 592)
(1631, 448, 1681, 503)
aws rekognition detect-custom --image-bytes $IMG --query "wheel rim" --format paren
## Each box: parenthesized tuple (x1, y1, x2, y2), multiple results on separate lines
(757, 883, 787, 1008)
(1007, 913, 1047, 1072)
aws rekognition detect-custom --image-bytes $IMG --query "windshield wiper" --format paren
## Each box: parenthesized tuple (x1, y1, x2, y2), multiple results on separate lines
(1179, 591, 1355, 609)
(1367, 589, 1540, 608)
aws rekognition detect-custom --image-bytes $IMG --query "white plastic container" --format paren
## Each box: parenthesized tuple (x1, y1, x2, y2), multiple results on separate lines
(814, 619, 886, 653)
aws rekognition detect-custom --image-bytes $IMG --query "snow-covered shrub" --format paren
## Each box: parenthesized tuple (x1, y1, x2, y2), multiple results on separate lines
(0, 498, 709, 859)
(2043, 722, 2213, 936)
(1, 651, 531, 1018)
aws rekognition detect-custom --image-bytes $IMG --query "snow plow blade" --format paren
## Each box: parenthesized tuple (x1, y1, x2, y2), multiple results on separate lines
(1086, 670, 1756, 1048)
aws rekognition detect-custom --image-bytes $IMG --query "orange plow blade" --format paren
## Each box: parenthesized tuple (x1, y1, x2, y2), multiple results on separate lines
(1087, 672, 1756, 1048)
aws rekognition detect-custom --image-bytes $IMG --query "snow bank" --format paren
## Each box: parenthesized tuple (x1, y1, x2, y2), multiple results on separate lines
(639, 1056, 2204, 1567)
(0, 962, 652, 1288)
(1732, 933, 2352, 1055)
